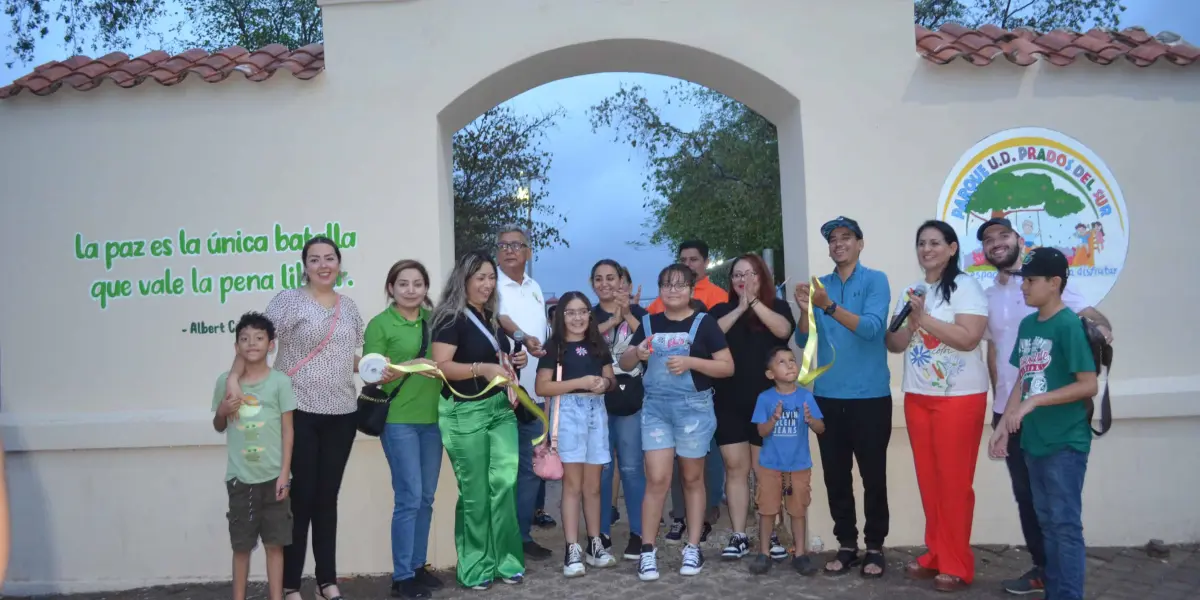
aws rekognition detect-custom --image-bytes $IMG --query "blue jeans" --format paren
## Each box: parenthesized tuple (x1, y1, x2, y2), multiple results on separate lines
(601, 412, 646, 537)
(516, 415, 545, 542)
(380, 423, 443, 581)
(1026, 448, 1089, 600)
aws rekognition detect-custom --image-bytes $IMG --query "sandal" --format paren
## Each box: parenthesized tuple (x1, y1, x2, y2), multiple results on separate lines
(284, 589, 302, 600)
(861, 549, 885, 578)
(934, 574, 969, 592)
(906, 560, 938, 580)
(319, 583, 345, 600)
(824, 547, 861, 576)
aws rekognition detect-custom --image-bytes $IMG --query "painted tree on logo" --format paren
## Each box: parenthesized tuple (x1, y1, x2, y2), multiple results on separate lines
(966, 172, 1085, 222)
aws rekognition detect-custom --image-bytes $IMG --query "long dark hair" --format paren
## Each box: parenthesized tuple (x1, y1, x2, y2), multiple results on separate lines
(725, 253, 776, 331)
(383, 259, 433, 308)
(550, 291, 609, 363)
(916, 219, 963, 305)
(431, 251, 499, 333)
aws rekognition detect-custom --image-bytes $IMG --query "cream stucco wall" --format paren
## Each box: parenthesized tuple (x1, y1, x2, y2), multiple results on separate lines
(1, 0, 1197, 593)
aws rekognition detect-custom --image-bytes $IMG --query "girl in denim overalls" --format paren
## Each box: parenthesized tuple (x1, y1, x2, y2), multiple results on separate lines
(619, 264, 735, 582)
(535, 292, 619, 578)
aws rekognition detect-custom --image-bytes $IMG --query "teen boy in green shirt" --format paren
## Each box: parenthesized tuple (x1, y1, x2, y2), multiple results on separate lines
(988, 248, 1098, 600)
(213, 312, 296, 600)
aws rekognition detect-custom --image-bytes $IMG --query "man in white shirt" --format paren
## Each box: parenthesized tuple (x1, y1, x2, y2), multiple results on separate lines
(494, 224, 554, 560)
(977, 217, 1113, 596)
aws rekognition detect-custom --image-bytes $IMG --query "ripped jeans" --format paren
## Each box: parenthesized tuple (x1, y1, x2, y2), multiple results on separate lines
(640, 389, 717, 460)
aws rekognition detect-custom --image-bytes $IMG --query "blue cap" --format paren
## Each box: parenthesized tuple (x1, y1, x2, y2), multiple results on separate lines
(820, 216, 863, 241)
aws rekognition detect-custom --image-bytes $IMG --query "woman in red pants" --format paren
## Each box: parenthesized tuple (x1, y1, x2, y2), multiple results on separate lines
(886, 220, 988, 593)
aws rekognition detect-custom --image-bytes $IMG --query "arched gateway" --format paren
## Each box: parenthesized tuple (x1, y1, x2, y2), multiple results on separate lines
(1, 0, 1198, 593)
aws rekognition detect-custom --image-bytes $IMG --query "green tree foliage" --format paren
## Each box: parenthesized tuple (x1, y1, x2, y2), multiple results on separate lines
(588, 84, 781, 270)
(175, 0, 321, 51)
(914, 0, 1125, 31)
(454, 106, 567, 256)
(967, 171, 1085, 220)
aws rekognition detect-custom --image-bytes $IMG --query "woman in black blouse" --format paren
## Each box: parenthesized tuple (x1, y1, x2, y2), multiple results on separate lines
(430, 251, 529, 590)
(708, 253, 796, 560)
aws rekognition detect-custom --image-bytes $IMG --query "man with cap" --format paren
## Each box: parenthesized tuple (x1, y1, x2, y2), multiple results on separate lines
(977, 217, 1112, 595)
(988, 246, 1101, 600)
(793, 216, 893, 577)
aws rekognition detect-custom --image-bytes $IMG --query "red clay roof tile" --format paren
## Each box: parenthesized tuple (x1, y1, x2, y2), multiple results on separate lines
(916, 24, 1199, 67)
(1, 24, 1194, 100)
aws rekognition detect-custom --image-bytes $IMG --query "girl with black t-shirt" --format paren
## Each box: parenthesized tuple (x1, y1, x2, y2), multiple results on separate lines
(535, 292, 618, 577)
(708, 253, 796, 560)
(429, 251, 529, 590)
(619, 264, 735, 581)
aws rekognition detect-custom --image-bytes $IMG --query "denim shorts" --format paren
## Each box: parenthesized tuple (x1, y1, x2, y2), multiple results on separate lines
(640, 390, 717, 459)
(552, 393, 611, 465)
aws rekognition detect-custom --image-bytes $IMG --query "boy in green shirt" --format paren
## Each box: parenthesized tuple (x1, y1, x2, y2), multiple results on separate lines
(988, 248, 1098, 600)
(213, 312, 296, 600)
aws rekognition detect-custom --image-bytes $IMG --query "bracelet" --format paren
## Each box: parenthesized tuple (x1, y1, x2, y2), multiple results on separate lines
(471, 362, 479, 377)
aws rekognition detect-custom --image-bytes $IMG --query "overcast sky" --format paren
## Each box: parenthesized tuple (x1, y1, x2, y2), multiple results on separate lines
(3, 1, 1197, 301)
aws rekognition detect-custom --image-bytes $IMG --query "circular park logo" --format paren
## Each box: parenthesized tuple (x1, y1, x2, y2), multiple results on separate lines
(936, 126, 1129, 306)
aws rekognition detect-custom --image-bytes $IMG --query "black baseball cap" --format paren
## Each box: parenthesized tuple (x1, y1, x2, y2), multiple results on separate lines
(1019, 247, 1069, 281)
(976, 217, 1014, 241)
(821, 216, 863, 241)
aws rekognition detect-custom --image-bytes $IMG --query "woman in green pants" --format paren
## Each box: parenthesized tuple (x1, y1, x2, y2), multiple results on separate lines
(430, 251, 529, 590)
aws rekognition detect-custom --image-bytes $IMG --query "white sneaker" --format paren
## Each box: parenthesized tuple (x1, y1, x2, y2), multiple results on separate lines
(638, 548, 660, 581)
(563, 543, 586, 578)
(586, 536, 617, 568)
(680, 543, 705, 576)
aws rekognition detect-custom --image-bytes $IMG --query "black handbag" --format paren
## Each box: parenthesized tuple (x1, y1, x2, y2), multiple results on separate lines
(356, 319, 428, 437)
(603, 322, 644, 417)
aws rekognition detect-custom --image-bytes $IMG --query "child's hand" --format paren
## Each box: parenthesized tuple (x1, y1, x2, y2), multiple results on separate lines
(635, 338, 652, 361)
(803, 403, 813, 424)
(276, 475, 290, 501)
(218, 392, 243, 420)
(772, 400, 784, 422)
(666, 355, 692, 375)
(987, 428, 1009, 459)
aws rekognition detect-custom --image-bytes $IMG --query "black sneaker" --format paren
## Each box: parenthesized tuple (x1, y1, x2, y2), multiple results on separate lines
(664, 519, 686, 544)
(586, 536, 617, 568)
(390, 579, 429, 598)
(699, 521, 713, 543)
(623, 534, 643, 560)
(599, 532, 612, 550)
(721, 533, 749, 560)
(792, 554, 818, 576)
(1001, 567, 1046, 595)
(563, 542, 585, 578)
(679, 543, 705, 576)
(748, 553, 771, 575)
(638, 544, 660, 582)
(413, 566, 443, 590)
(533, 509, 557, 528)
(768, 533, 788, 560)
(523, 540, 552, 560)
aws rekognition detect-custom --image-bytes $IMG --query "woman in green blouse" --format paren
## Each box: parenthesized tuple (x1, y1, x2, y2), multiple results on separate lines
(363, 259, 444, 598)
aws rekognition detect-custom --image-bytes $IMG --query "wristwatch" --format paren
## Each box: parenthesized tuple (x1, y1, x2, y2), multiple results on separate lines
(823, 301, 838, 316)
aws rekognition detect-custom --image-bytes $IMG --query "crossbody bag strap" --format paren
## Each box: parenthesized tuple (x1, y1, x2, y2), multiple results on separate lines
(465, 309, 502, 353)
(288, 295, 341, 377)
(551, 363, 563, 450)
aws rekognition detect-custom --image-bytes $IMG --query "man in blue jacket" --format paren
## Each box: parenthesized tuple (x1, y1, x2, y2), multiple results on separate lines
(794, 216, 893, 578)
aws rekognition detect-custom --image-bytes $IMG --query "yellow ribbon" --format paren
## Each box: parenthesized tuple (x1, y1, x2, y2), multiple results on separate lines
(383, 361, 549, 445)
(798, 278, 835, 386)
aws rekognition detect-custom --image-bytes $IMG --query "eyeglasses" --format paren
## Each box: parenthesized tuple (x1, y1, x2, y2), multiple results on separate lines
(563, 309, 590, 319)
(731, 271, 757, 280)
(660, 283, 691, 292)
(497, 242, 528, 252)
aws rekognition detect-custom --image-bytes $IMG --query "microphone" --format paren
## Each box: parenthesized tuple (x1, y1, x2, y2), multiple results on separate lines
(888, 285, 927, 333)
(510, 330, 525, 374)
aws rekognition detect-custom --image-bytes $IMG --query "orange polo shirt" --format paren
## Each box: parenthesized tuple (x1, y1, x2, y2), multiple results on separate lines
(646, 276, 729, 314)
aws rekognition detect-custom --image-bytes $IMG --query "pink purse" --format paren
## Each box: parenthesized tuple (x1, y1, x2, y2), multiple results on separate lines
(532, 364, 564, 481)
(287, 295, 341, 377)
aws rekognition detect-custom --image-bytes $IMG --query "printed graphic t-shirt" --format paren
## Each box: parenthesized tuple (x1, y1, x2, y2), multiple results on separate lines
(751, 387, 823, 472)
(593, 304, 648, 376)
(537, 340, 611, 386)
(1009, 307, 1096, 458)
(628, 312, 728, 391)
(895, 274, 989, 396)
(212, 369, 297, 484)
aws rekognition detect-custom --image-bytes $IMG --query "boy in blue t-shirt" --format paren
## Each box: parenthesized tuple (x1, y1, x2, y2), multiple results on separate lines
(749, 347, 825, 576)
